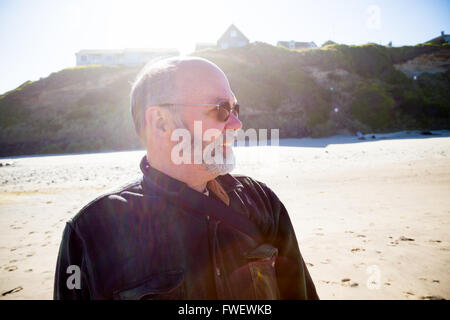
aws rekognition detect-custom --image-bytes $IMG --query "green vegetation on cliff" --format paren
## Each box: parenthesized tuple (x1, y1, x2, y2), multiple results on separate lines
(0, 42, 449, 156)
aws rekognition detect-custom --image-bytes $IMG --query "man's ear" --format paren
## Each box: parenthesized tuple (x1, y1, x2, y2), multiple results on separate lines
(145, 107, 169, 135)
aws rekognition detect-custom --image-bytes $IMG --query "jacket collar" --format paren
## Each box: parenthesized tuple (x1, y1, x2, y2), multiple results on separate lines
(139, 156, 243, 196)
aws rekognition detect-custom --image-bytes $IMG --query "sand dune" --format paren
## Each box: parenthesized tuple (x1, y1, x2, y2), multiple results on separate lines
(1, 131, 449, 299)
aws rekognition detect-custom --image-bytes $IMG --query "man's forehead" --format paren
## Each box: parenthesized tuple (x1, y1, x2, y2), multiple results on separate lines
(173, 59, 234, 103)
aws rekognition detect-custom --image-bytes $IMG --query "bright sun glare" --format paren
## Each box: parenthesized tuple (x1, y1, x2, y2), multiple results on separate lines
(82, 0, 226, 54)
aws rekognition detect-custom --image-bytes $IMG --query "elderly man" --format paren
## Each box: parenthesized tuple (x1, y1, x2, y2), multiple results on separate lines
(54, 56, 318, 300)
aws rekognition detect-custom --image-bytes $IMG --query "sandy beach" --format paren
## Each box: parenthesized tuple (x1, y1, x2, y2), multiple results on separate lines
(1, 130, 449, 300)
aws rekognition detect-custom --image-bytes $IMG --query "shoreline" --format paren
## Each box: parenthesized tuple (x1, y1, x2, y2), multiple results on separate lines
(1, 129, 449, 161)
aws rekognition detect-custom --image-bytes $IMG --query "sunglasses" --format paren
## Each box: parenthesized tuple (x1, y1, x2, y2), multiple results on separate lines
(158, 100, 240, 122)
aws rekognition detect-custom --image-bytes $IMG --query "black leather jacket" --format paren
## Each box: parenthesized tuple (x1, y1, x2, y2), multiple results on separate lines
(53, 156, 318, 300)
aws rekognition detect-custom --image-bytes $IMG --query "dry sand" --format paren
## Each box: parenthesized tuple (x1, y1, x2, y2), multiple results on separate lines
(1, 130, 449, 300)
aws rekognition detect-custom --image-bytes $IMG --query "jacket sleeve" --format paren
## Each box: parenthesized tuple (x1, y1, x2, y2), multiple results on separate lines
(53, 222, 91, 300)
(264, 186, 319, 300)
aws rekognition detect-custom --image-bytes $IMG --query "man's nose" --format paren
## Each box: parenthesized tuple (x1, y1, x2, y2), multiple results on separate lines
(225, 113, 242, 131)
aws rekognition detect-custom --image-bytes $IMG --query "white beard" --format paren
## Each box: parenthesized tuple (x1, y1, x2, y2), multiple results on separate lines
(174, 116, 236, 175)
(202, 147, 236, 175)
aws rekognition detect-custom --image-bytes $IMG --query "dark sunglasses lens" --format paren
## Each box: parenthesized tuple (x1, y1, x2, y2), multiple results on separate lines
(218, 101, 239, 121)
(233, 104, 239, 117)
(218, 101, 230, 121)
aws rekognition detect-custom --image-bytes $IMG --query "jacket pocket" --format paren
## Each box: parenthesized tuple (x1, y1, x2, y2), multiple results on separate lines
(113, 270, 185, 300)
(245, 243, 280, 300)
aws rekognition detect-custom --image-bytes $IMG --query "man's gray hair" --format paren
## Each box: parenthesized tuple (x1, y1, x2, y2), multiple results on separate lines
(130, 57, 185, 140)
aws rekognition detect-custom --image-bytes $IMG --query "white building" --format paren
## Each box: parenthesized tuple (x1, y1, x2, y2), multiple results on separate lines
(75, 48, 179, 66)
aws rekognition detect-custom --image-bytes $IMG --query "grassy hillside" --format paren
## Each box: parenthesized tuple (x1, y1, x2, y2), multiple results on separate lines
(196, 42, 450, 136)
(0, 65, 141, 156)
(0, 43, 449, 156)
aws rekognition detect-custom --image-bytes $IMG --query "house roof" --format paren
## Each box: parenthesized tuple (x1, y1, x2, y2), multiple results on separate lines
(217, 24, 249, 44)
(425, 34, 450, 44)
(75, 48, 179, 55)
(195, 43, 217, 52)
(322, 40, 336, 47)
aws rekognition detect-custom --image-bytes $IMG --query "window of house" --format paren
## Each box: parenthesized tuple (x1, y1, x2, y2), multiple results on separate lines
(81, 55, 87, 62)
(230, 30, 237, 37)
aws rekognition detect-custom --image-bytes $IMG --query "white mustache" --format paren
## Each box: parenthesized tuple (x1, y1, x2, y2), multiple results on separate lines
(216, 132, 237, 147)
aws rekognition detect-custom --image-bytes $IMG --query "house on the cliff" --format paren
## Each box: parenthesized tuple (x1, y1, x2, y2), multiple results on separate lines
(277, 40, 317, 50)
(195, 42, 217, 52)
(321, 40, 336, 47)
(217, 24, 250, 49)
(75, 48, 179, 66)
(195, 24, 250, 52)
(424, 31, 450, 45)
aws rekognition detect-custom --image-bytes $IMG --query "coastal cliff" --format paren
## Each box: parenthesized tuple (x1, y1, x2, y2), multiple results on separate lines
(1, 42, 449, 156)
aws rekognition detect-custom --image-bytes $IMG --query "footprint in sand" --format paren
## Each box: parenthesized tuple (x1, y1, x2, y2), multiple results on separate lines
(26, 253, 34, 257)
(341, 279, 358, 287)
(4, 265, 18, 272)
(421, 295, 445, 300)
(25, 269, 33, 272)
(1, 286, 23, 296)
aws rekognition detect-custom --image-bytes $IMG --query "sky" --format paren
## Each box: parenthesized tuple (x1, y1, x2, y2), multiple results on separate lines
(0, 0, 449, 95)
